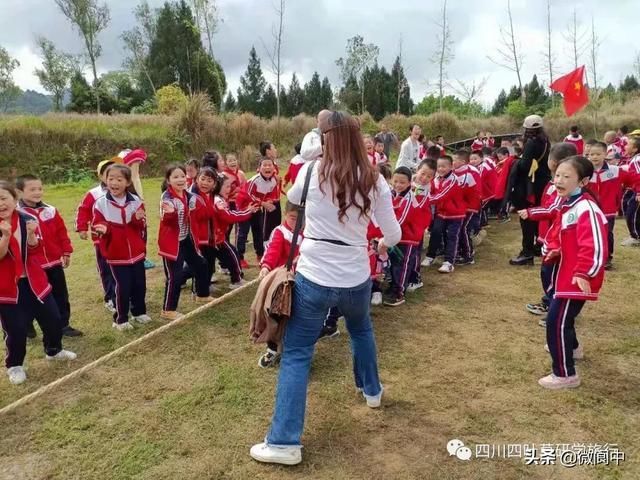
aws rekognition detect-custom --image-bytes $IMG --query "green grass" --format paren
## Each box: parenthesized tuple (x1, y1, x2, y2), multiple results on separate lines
(0, 181, 638, 479)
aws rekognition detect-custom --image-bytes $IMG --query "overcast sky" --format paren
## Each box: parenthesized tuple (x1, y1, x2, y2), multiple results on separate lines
(1, 0, 637, 107)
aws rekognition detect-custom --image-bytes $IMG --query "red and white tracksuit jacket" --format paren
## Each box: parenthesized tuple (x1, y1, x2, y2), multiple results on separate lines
(375, 152, 389, 165)
(554, 193, 608, 301)
(625, 154, 640, 193)
(283, 155, 305, 186)
(188, 185, 216, 248)
(391, 188, 431, 246)
(92, 192, 146, 265)
(75, 184, 107, 244)
(236, 174, 280, 210)
(222, 167, 247, 204)
(428, 172, 466, 219)
(158, 188, 201, 261)
(454, 165, 482, 213)
(0, 211, 51, 304)
(588, 162, 631, 218)
(213, 195, 254, 246)
(18, 201, 73, 269)
(471, 139, 484, 152)
(479, 157, 498, 202)
(260, 223, 302, 272)
(564, 134, 584, 154)
(527, 182, 561, 245)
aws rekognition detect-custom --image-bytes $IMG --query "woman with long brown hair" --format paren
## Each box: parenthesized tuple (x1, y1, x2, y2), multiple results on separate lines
(250, 111, 402, 465)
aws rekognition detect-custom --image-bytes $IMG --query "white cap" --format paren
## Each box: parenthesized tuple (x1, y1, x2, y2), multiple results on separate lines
(523, 114, 543, 129)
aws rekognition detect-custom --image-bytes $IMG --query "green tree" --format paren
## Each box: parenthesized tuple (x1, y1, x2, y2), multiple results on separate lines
(335, 35, 379, 113)
(286, 73, 304, 116)
(223, 91, 237, 112)
(491, 89, 508, 115)
(320, 76, 333, 109)
(523, 74, 549, 110)
(33, 37, 74, 111)
(54, 0, 110, 113)
(415, 94, 482, 118)
(237, 46, 266, 115)
(121, 1, 157, 96)
(391, 55, 412, 115)
(67, 71, 98, 112)
(148, 1, 225, 108)
(337, 74, 360, 113)
(302, 71, 322, 114)
(262, 85, 277, 118)
(99, 70, 146, 112)
(278, 85, 289, 116)
(362, 64, 395, 120)
(0, 46, 21, 112)
(619, 75, 640, 93)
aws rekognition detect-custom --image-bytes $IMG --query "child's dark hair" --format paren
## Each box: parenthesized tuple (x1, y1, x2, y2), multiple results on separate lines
(481, 146, 492, 156)
(454, 149, 470, 162)
(15, 174, 40, 191)
(161, 163, 186, 192)
(258, 157, 275, 169)
(378, 163, 392, 180)
(440, 155, 453, 165)
(436, 134, 443, 140)
(197, 166, 218, 181)
(0, 180, 18, 199)
(550, 142, 577, 162)
(259, 141, 273, 157)
(620, 125, 629, 135)
(212, 171, 230, 196)
(284, 200, 301, 214)
(418, 158, 437, 172)
(374, 137, 384, 146)
(570, 125, 579, 133)
(106, 164, 132, 183)
(426, 145, 441, 159)
(513, 146, 523, 157)
(186, 157, 200, 169)
(591, 141, 607, 151)
(558, 155, 599, 203)
(294, 143, 302, 155)
(409, 124, 420, 132)
(202, 150, 220, 169)
(418, 134, 425, 143)
(393, 166, 413, 181)
(496, 147, 510, 156)
(585, 138, 598, 146)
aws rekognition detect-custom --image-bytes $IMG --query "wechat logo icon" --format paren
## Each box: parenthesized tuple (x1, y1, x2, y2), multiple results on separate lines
(447, 439, 473, 461)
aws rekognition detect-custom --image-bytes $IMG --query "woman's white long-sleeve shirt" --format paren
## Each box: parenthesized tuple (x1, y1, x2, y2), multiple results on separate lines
(288, 161, 401, 288)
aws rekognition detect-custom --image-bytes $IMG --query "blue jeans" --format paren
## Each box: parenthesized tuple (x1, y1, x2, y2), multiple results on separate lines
(266, 273, 381, 447)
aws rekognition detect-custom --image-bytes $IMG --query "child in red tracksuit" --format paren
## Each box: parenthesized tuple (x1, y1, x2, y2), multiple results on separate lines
(586, 141, 633, 268)
(453, 150, 481, 265)
(384, 166, 430, 306)
(283, 143, 305, 188)
(75, 159, 116, 312)
(472, 149, 497, 228)
(424, 156, 466, 273)
(214, 175, 259, 288)
(621, 137, 640, 246)
(236, 157, 281, 266)
(0, 180, 77, 385)
(16, 174, 82, 338)
(159, 165, 214, 321)
(189, 167, 219, 286)
(257, 201, 302, 368)
(519, 142, 577, 321)
(93, 164, 150, 331)
(538, 156, 608, 390)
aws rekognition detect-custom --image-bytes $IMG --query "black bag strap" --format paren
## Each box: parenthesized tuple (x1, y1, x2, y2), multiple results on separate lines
(286, 160, 316, 271)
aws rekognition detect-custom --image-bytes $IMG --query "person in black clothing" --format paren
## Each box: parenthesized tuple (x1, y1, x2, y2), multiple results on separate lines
(509, 115, 551, 265)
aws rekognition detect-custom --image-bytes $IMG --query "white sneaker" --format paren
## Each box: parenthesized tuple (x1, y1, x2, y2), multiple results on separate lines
(210, 274, 218, 284)
(112, 321, 134, 331)
(250, 442, 302, 465)
(371, 292, 383, 306)
(361, 384, 384, 408)
(229, 279, 247, 290)
(421, 256, 435, 267)
(620, 237, 640, 247)
(132, 314, 152, 324)
(46, 349, 77, 361)
(7, 366, 26, 385)
(406, 281, 424, 292)
(438, 261, 454, 273)
(104, 300, 116, 313)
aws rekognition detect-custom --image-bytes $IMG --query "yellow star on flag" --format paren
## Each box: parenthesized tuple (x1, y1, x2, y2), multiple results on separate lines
(574, 82, 581, 93)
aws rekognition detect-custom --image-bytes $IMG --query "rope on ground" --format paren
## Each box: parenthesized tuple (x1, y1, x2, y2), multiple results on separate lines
(0, 278, 260, 416)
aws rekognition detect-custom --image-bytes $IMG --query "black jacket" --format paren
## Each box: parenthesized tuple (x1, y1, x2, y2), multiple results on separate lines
(509, 135, 551, 209)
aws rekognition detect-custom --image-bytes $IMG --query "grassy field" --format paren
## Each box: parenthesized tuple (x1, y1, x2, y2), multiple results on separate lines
(0, 178, 638, 480)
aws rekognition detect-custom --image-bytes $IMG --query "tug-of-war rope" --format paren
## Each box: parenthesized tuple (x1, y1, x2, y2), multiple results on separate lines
(0, 278, 260, 416)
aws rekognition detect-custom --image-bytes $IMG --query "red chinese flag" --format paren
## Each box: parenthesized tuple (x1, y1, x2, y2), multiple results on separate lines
(550, 66, 589, 117)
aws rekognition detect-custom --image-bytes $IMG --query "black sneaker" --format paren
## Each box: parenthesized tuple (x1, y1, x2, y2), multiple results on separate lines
(26, 322, 37, 339)
(62, 325, 84, 337)
(384, 296, 406, 307)
(509, 252, 534, 266)
(455, 256, 475, 266)
(258, 349, 281, 368)
(526, 302, 549, 315)
(318, 325, 340, 340)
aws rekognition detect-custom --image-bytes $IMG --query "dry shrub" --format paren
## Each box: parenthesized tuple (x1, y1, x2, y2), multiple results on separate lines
(238, 144, 259, 173)
(226, 113, 267, 149)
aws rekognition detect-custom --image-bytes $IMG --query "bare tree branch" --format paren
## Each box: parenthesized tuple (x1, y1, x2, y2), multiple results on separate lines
(562, 7, 588, 70)
(430, 0, 454, 111)
(261, 0, 285, 117)
(541, 0, 556, 105)
(447, 77, 488, 104)
(487, 0, 524, 98)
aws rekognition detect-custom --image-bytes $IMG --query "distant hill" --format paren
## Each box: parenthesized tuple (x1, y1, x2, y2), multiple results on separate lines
(3, 89, 70, 115)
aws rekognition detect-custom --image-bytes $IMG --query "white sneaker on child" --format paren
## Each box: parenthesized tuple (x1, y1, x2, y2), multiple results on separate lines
(7, 366, 27, 385)
(371, 292, 383, 306)
(112, 321, 134, 331)
(421, 256, 435, 267)
(132, 314, 152, 324)
(104, 300, 116, 313)
(229, 279, 247, 290)
(406, 281, 424, 292)
(46, 350, 77, 361)
(438, 261, 454, 273)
